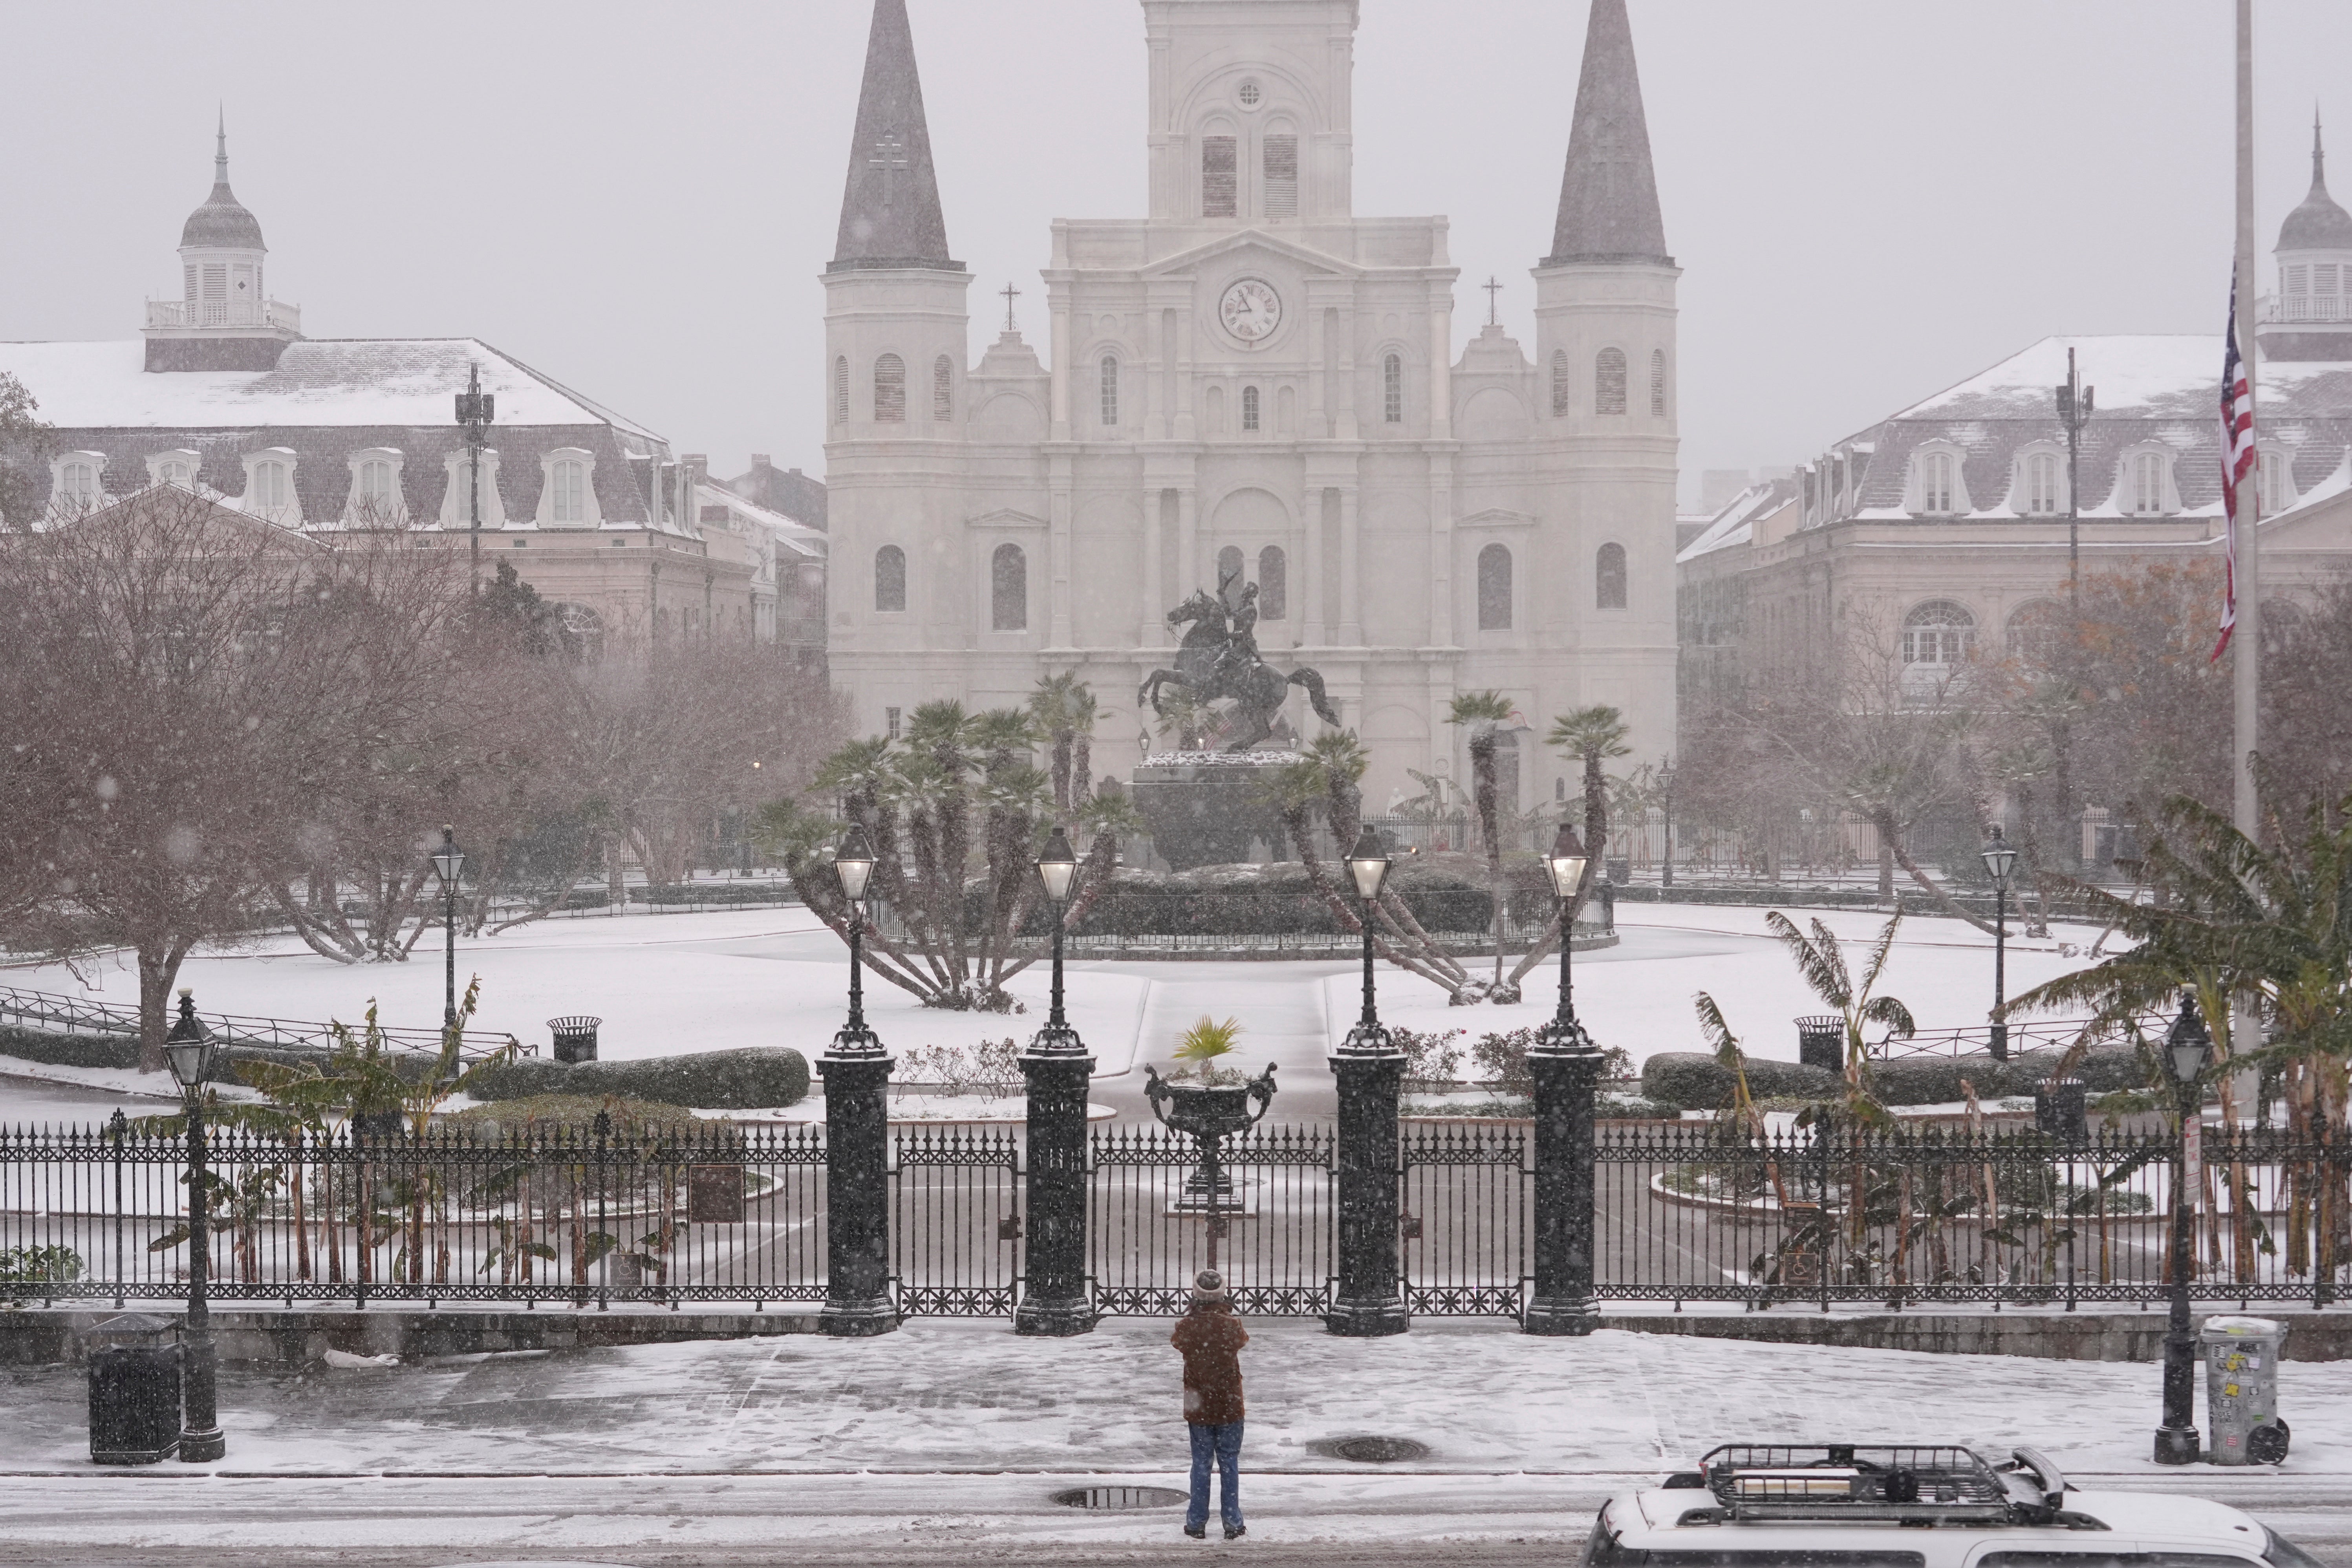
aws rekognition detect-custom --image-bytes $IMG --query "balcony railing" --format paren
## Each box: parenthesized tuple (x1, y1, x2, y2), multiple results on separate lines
(2270, 295, 2352, 323)
(144, 298, 303, 333)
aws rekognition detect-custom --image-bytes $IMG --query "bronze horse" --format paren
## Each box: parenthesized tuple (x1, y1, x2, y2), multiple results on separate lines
(1138, 586, 1339, 752)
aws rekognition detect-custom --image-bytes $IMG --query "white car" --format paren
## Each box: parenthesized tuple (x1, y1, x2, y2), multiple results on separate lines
(1582, 1444, 2323, 1568)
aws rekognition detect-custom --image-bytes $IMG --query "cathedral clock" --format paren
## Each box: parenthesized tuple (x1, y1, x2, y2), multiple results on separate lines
(1219, 278, 1282, 343)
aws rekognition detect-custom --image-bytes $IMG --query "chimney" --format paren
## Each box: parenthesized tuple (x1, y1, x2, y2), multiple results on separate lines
(751, 454, 773, 472)
(683, 453, 709, 482)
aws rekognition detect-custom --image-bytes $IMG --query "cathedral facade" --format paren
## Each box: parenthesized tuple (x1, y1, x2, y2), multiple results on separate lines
(824, 0, 1679, 809)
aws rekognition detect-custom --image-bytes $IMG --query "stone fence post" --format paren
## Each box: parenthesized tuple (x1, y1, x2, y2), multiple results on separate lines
(818, 1045, 896, 1337)
(1523, 1043, 1603, 1335)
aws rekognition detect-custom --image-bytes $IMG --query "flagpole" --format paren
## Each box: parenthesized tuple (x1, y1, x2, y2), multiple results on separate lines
(2233, 0, 2261, 837)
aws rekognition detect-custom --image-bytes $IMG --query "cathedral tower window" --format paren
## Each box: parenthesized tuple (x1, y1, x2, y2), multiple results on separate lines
(1241, 385, 1260, 432)
(875, 545, 907, 612)
(1650, 350, 1667, 416)
(1202, 135, 1238, 218)
(1595, 348, 1628, 415)
(1258, 545, 1287, 620)
(1217, 545, 1245, 604)
(873, 354, 906, 422)
(833, 357, 849, 425)
(1383, 355, 1402, 423)
(1100, 355, 1120, 427)
(1263, 133, 1298, 220)
(1551, 351, 1570, 417)
(933, 356, 955, 421)
(1477, 543, 1513, 630)
(1596, 542, 1627, 609)
(991, 543, 1028, 631)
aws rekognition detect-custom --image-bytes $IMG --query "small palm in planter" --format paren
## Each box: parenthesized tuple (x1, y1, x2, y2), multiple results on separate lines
(1146, 1015, 1278, 1146)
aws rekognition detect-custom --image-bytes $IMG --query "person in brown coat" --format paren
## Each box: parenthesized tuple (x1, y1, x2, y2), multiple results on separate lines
(1170, 1268, 1248, 1539)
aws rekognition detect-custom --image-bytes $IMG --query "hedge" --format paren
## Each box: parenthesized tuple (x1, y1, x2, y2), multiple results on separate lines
(1008, 860, 1502, 939)
(468, 1047, 809, 1110)
(1640, 1041, 2150, 1111)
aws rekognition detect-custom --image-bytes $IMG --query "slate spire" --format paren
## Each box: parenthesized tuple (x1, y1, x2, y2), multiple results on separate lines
(181, 108, 265, 250)
(1544, 0, 1670, 267)
(831, 0, 959, 272)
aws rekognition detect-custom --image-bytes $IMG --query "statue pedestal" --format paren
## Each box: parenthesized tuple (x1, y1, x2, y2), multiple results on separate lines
(1132, 751, 1298, 871)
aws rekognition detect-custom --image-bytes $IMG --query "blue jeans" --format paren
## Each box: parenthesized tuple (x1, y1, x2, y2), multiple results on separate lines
(1187, 1420, 1244, 1532)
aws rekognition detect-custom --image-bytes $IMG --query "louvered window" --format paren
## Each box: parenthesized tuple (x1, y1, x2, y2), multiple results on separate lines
(1650, 350, 1666, 416)
(874, 354, 906, 422)
(933, 356, 954, 421)
(2319, 265, 2341, 296)
(1595, 348, 1627, 415)
(1202, 136, 1238, 218)
(1383, 354, 1402, 423)
(1263, 134, 1298, 219)
(1551, 351, 1570, 417)
(201, 264, 227, 325)
(2287, 265, 2310, 295)
(833, 357, 849, 424)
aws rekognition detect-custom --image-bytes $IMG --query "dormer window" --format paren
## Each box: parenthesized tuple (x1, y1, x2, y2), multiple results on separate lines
(2257, 445, 2295, 514)
(439, 448, 506, 529)
(539, 448, 598, 527)
(1908, 443, 1971, 516)
(2010, 445, 2065, 516)
(146, 449, 203, 490)
(344, 447, 405, 525)
(2120, 446, 2176, 516)
(51, 452, 106, 513)
(240, 448, 300, 525)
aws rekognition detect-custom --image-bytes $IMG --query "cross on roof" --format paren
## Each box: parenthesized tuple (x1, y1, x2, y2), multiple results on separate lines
(869, 128, 911, 208)
(1001, 281, 1021, 333)
(1483, 276, 1503, 326)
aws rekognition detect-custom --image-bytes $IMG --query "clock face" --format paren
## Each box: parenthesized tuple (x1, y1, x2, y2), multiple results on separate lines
(1219, 279, 1282, 343)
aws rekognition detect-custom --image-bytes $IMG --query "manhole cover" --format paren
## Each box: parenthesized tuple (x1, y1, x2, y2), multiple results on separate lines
(1051, 1485, 1189, 1511)
(1309, 1435, 1432, 1464)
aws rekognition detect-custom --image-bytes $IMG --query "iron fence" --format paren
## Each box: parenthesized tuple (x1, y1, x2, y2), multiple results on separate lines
(7, 1117, 2348, 1318)
(0, 986, 526, 1062)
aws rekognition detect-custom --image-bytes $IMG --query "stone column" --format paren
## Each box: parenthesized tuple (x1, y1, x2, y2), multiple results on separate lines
(1523, 1044, 1603, 1335)
(1327, 1031, 1407, 1336)
(818, 1046, 897, 1336)
(1015, 1048, 1096, 1335)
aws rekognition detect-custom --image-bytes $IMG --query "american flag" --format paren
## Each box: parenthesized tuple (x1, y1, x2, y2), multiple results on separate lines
(2213, 285, 2256, 662)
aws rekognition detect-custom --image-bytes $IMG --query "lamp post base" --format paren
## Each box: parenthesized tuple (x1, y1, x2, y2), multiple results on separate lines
(1014, 1297, 1098, 1337)
(1522, 1298, 1602, 1337)
(176, 1425, 226, 1463)
(1325, 1297, 1409, 1337)
(818, 1298, 899, 1338)
(2153, 1424, 2201, 1465)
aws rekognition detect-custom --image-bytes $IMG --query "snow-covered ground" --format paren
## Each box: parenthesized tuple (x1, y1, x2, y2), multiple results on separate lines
(0, 900, 2111, 1127)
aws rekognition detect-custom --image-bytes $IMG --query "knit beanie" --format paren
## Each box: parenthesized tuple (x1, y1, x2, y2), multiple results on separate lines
(1191, 1269, 1228, 1304)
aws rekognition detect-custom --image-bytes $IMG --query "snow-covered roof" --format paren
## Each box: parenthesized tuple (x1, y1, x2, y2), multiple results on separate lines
(1892, 334, 2352, 422)
(1675, 478, 1793, 565)
(0, 338, 663, 440)
(694, 481, 826, 560)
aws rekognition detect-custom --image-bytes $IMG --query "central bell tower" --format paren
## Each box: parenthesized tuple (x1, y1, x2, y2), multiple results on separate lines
(1143, 0, 1357, 225)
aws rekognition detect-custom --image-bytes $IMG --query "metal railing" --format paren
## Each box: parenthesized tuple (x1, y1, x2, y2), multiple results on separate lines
(0, 986, 527, 1062)
(144, 298, 303, 332)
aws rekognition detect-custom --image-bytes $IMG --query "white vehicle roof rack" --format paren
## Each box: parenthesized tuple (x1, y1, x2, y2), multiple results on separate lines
(1684, 1445, 2073, 1528)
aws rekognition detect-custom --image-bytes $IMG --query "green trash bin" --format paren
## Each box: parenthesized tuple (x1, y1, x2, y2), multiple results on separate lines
(2201, 1315, 2290, 1466)
(87, 1313, 182, 1465)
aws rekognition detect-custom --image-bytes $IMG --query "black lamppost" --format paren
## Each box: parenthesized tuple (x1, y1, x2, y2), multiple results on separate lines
(2155, 992, 2213, 1465)
(1018, 825, 1095, 1336)
(1981, 825, 2018, 1062)
(819, 825, 894, 1336)
(1526, 821, 1603, 1336)
(1327, 825, 1406, 1336)
(2055, 350, 2094, 607)
(161, 992, 226, 1463)
(455, 363, 495, 594)
(429, 826, 465, 1034)
(1657, 759, 1676, 891)
(1537, 823, 1593, 1053)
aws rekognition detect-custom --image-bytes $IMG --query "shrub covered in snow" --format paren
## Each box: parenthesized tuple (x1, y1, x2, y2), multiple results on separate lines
(470, 1046, 809, 1111)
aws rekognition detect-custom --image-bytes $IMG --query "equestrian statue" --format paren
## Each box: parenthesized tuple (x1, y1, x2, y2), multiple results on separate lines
(1138, 573, 1339, 752)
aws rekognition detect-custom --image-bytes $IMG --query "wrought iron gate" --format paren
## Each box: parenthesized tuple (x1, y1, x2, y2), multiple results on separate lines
(1087, 1125, 1335, 1316)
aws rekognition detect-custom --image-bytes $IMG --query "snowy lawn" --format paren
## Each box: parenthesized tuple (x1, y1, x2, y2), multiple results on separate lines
(0, 1318, 2336, 1478)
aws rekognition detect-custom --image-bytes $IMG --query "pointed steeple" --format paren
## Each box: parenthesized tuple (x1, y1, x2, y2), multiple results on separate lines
(182, 110, 264, 250)
(830, 0, 959, 272)
(1544, 0, 1670, 267)
(2279, 108, 2352, 252)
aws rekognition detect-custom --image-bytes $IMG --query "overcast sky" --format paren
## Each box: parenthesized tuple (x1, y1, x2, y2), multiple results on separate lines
(5, 1, 2350, 505)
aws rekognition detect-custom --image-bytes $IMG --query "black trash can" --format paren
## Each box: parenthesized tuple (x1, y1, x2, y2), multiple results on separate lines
(549, 1015, 602, 1065)
(2035, 1078, 2088, 1140)
(87, 1313, 181, 1465)
(1796, 1015, 1844, 1076)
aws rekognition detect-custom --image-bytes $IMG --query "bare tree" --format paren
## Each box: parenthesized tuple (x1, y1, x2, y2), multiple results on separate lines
(0, 371, 53, 532)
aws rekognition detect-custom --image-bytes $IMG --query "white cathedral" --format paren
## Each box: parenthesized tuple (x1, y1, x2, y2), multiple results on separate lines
(824, 0, 1678, 811)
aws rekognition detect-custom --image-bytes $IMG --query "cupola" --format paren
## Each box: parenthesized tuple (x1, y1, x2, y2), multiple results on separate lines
(143, 114, 303, 372)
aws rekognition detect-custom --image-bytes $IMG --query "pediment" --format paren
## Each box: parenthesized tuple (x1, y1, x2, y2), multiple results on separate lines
(1139, 228, 1361, 281)
(966, 507, 1047, 531)
(1458, 507, 1537, 529)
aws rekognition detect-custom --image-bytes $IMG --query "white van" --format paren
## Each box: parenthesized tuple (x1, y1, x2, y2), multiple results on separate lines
(1581, 1444, 2321, 1568)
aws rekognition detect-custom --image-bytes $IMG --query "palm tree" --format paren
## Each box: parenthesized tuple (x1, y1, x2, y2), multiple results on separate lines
(1548, 705, 1631, 879)
(1448, 690, 1517, 994)
(1028, 672, 1097, 813)
(1767, 910, 1918, 1101)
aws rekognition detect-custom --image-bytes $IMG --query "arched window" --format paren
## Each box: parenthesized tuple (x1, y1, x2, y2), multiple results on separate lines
(57, 461, 97, 505)
(1650, 349, 1666, 416)
(1901, 600, 1976, 666)
(833, 357, 849, 425)
(873, 354, 906, 422)
(1596, 542, 1627, 609)
(933, 355, 954, 421)
(1262, 132, 1298, 219)
(549, 459, 586, 524)
(1477, 542, 1512, 630)
(1383, 354, 1402, 423)
(250, 460, 289, 512)
(1920, 451, 1956, 514)
(1241, 385, 1260, 432)
(1595, 348, 1628, 415)
(2257, 448, 2289, 514)
(1202, 134, 1237, 218)
(355, 459, 396, 511)
(2024, 451, 2061, 515)
(1217, 544, 1246, 604)
(1551, 350, 1570, 417)
(1099, 355, 1119, 427)
(991, 542, 1028, 630)
(874, 545, 907, 612)
(2130, 450, 2169, 515)
(155, 459, 190, 488)
(1258, 545, 1287, 620)
(2005, 599, 2062, 662)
